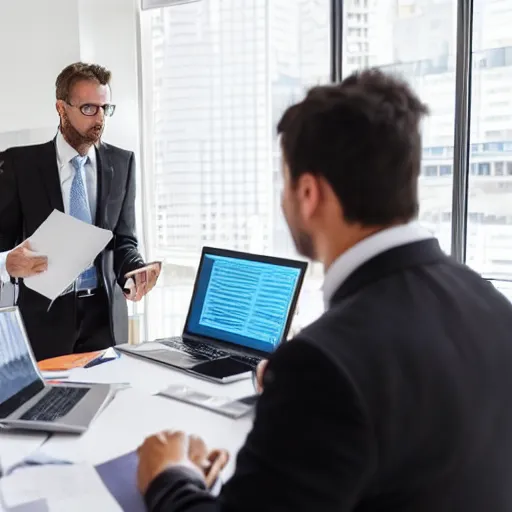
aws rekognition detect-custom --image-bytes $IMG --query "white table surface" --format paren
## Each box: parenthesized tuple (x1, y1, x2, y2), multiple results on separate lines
(5, 353, 256, 477)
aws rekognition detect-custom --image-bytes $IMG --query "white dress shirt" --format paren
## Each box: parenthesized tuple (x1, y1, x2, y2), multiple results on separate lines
(323, 221, 434, 308)
(0, 131, 98, 284)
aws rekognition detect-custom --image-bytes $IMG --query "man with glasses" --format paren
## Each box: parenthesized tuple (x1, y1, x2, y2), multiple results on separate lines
(0, 62, 160, 360)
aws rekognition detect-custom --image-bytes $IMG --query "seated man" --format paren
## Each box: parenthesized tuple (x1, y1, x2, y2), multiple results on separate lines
(137, 69, 512, 511)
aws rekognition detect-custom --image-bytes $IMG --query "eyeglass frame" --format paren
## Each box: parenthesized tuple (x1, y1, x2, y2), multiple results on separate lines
(65, 101, 116, 117)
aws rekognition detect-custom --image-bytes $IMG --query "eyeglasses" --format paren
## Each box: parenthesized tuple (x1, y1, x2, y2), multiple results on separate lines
(66, 102, 116, 117)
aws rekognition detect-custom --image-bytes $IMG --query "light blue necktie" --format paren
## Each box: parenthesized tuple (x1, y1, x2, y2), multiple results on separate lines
(70, 155, 98, 290)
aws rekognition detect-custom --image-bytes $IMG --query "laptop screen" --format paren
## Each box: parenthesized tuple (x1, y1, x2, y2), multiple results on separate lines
(184, 251, 306, 353)
(0, 308, 40, 404)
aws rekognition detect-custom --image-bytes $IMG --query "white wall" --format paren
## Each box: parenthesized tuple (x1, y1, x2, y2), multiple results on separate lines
(0, 0, 81, 140)
(77, 0, 141, 151)
(0, 0, 141, 152)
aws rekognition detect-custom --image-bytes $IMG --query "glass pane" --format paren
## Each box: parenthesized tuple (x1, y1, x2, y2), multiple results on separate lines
(342, 0, 457, 254)
(466, 0, 512, 280)
(140, 0, 331, 340)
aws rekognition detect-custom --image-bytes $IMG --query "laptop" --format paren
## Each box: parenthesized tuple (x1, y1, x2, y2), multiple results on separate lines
(0, 306, 113, 434)
(117, 247, 308, 383)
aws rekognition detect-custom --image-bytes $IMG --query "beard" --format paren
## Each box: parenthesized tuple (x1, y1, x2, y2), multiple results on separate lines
(60, 111, 103, 149)
(290, 226, 316, 261)
(284, 201, 316, 260)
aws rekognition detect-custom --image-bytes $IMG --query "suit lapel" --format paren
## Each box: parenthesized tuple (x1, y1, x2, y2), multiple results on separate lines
(95, 142, 114, 227)
(39, 140, 64, 213)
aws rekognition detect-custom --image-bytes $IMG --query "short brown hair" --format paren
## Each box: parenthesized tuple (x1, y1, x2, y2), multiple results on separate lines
(277, 69, 429, 226)
(55, 62, 111, 101)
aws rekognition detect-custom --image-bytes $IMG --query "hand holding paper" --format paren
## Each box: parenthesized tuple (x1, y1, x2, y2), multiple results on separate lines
(23, 210, 113, 300)
(6, 240, 48, 279)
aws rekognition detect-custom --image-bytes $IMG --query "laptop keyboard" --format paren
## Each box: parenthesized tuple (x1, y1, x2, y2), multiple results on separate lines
(20, 387, 90, 422)
(159, 337, 261, 368)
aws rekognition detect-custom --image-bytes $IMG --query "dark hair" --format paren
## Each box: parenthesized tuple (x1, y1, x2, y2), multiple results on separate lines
(55, 62, 111, 102)
(277, 68, 429, 225)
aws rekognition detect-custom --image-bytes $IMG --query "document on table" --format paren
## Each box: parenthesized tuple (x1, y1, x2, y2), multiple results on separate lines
(0, 464, 121, 512)
(23, 210, 112, 300)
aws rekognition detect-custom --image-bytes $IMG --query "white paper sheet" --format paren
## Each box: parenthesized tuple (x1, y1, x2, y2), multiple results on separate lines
(0, 431, 48, 475)
(24, 210, 112, 300)
(0, 464, 121, 511)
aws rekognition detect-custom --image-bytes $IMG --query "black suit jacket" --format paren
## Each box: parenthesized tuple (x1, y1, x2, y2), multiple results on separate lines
(0, 140, 144, 360)
(145, 239, 512, 511)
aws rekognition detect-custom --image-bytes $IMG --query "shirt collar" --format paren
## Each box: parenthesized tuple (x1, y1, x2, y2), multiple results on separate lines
(55, 130, 96, 170)
(322, 221, 434, 308)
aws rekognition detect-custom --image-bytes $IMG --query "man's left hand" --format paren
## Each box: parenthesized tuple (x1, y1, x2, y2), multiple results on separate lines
(124, 262, 161, 302)
(137, 430, 229, 495)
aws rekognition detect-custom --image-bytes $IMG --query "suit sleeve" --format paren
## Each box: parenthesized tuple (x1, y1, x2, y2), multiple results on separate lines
(0, 151, 22, 294)
(113, 152, 145, 286)
(0, 151, 21, 253)
(145, 339, 376, 512)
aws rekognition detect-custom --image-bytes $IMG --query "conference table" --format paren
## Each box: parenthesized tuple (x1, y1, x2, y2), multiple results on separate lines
(0, 352, 256, 502)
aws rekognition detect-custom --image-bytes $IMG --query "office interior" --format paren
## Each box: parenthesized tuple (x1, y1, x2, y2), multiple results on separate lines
(1, 0, 509, 339)
(0, 0, 511, 507)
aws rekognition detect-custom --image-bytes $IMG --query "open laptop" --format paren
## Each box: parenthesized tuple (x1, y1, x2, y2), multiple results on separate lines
(0, 306, 113, 434)
(117, 247, 307, 383)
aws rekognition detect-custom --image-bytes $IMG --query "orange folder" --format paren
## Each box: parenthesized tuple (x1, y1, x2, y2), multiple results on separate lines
(38, 350, 104, 371)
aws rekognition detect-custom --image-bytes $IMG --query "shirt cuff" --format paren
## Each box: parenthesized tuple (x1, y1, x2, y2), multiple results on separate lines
(0, 251, 10, 284)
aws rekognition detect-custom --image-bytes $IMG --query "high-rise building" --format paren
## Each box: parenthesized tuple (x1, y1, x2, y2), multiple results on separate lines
(142, 0, 512, 339)
(143, 0, 330, 338)
(342, 0, 512, 294)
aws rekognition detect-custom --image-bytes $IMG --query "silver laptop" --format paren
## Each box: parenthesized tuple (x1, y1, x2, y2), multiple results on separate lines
(0, 306, 113, 434)
(117, 247, 307, 384)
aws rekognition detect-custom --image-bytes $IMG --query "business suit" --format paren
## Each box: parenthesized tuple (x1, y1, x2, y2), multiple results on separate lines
(0, 139, 144, 360)
(145, 238, 512, 511)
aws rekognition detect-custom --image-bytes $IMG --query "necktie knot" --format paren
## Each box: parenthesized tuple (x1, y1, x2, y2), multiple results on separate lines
(71, 155, 88, 171)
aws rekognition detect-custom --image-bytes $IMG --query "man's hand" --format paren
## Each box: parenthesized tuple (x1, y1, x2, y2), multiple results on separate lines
(124, 262, 161, 302)
(137, 431, 229, 494)
(6, 240, 48, 279)
(255, 359, 269, 393)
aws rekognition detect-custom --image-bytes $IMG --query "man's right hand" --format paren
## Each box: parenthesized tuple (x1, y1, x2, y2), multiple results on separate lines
(6, 240, 48, 279)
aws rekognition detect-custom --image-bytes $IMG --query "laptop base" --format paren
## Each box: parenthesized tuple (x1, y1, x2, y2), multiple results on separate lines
(117, 343, 253, 384)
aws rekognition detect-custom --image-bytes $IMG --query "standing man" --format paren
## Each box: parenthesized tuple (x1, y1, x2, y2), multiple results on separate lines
(0, 62, 160, 361)
(137, 69, 512, 511)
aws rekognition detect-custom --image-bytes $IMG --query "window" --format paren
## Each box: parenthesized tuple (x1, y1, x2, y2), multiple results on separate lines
(424, 165, 438, 177)
(343, 0, 457, 255)
(141, 0, 331, 339)
(440, 165, 452, 176)
(466, 0, 512, 289)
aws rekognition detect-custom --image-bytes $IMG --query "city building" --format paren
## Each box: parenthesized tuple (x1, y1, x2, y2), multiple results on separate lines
(142, 0, 330, 338)
(142, 0, 512, 338)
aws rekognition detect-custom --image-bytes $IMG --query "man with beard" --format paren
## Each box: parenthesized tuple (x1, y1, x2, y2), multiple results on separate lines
(136, 69, 512, 511)
(0, 62, 160, 360)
